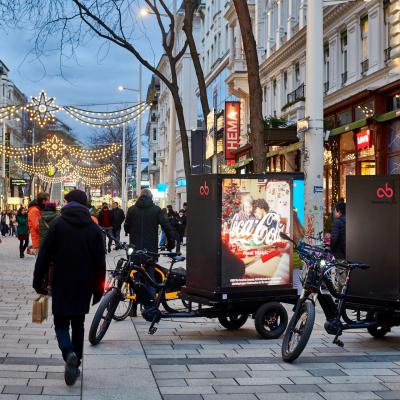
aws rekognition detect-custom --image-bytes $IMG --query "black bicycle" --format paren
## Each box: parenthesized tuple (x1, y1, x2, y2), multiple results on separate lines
(89, 239, 185, 345)
(280, 232, 380, 362)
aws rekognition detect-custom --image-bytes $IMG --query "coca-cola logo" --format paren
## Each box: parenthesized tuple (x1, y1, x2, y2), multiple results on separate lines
(230, 212, 282, 245)
(199, 182, 209, 196)
(376, 182, 394, 199)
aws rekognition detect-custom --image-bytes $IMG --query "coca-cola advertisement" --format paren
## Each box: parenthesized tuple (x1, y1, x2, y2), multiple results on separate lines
(221, 178, 292, 288)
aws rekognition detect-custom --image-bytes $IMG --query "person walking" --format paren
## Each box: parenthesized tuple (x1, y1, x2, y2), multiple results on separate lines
(1, 211, 7, 236)
(330, 201, 346, 260)
(9, 211, 17, 236)
(175, 209, 186, 245)
(16, 207, 29, 258)
(39, 202, 59, 247)
(159, 208, 168, 247)
(98, 203, 114, 252)
(33, 189, 106, 386)
(28, 192, 50, 254)
(124, 189, 176, 298)
(111, 201, 125, 249)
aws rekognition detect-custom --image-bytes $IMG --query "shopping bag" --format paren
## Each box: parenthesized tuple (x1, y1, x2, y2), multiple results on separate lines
(27, 246, 35, 256)
(32, 295, 48, 323)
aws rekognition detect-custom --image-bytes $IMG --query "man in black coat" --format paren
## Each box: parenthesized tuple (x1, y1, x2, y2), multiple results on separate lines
(124, 189, 176, 296)
(111, 201, 125, 248)
(331, 201, 346, 260)
(33, 190, 105, 386)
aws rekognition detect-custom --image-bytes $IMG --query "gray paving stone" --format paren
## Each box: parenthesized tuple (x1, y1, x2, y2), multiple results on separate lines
(162, 395, 202, 400)
(159, 386, 215, 395)
(213, 370, 250, 378)
(156, 379, 187, 387)
(2, 386, 42, 395)
(203, 395, 257, 400)
(19, 397, 80, 400)
(281, 384, 321, 393)
(214, 385, 284, 394)
(324, 375, 381, 384)
(0, 395, 19, 400)
(319, 392, 381, 400)
(341, 368, 398, 376)
(377, 391, 400, 399)
(237, 377, 293, 385)
(188, 364, 249, 371)
(289, 377, 327, 384)
(256, 394, 324, 400)
(317, 383, 388, 392)
(309, 369, 346, 377)
(155, 371, 213, 379)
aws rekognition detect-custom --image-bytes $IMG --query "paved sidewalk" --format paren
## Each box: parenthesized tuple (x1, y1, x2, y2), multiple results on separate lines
(2, 235, 400, 399)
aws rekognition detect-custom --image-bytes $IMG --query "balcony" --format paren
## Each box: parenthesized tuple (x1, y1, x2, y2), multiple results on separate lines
(384, 47, 392, 62)
(324, 81, 329, 95)
(341, 71, 348, 86)
(361, 59, 369, 76)
(283, 83, 305, 112)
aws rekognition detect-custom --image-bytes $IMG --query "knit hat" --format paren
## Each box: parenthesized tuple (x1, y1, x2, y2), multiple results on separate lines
(65, 189, 88, 206)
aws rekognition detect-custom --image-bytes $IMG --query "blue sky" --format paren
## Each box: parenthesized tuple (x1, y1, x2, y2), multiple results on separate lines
(0, 2, 164, 144)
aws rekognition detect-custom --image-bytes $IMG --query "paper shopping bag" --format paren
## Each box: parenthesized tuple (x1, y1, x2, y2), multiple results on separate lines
(32, 295, 48, 323)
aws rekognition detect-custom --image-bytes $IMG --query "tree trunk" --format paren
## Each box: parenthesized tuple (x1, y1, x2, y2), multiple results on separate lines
(183, 0, 210, 123)
(232, 0, 266, 173)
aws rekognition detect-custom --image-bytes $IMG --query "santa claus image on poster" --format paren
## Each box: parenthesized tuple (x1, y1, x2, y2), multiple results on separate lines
(221, 178, 292, 287)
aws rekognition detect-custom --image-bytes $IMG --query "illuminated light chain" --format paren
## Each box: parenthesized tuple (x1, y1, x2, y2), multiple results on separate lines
(15, 160, 50, 174)
(37, 173, 67, 184)
(1, 144, 42, 157)
(0, 105, 24, 120)
(64, 103, 146, 116)
(75, 163, 113, 175)
(27, 90, 59, 127)
(63, 103, 150, 127)
(78, 174, 112, 185)
(68, 143, 122, 161)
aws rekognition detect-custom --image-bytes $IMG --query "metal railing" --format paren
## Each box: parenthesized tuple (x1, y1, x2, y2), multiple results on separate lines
(361, 59, 369, 75)
(341, 71, 348, 86)
(287, 83, 305, 104)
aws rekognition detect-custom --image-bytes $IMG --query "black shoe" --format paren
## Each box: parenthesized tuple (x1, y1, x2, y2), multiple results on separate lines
(20, 254, 24, 258)
(64, 352, 79, 386)
(108, 248, 111, 253)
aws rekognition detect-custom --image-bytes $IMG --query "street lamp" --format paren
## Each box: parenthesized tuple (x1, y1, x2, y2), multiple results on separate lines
(117, 64, 143, 208)
(139, 8, 168, 17)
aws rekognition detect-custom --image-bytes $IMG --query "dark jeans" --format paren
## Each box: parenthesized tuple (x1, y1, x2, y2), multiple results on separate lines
(102, 227, 113, 251)
(19, 238, 28, 256)
(54, 315, 85, 365)
(112, 227, 121, 246)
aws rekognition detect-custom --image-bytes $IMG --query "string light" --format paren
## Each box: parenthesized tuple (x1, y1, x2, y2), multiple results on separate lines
(27, 90, 59, 127)
(15, 160, 50, 175)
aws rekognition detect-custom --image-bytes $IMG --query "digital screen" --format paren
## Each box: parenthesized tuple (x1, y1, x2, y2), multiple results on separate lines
(221, 178, 292, 287)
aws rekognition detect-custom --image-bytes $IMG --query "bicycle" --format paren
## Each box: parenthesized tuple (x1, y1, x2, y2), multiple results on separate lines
(280, 232, 379, 362)
(89, 240, 185, 345)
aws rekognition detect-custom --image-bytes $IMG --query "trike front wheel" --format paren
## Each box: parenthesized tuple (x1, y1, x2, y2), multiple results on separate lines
(282, 300, 315, 362)
(255, 302, 288, 339)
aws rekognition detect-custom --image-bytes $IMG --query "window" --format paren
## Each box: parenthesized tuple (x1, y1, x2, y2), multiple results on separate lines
(355, 100, 374, 120)
(337, 109, 352, 126)
(152, 128, 157, 141)
(295, 62, 300, 84)
(340, 31, 348, 84)
(323, 44, 329, 92)
(283, 71, 287, 91)
(153, 152, 157, 166)
(360, 16, 368, 62)
(384, 0, 391, 61)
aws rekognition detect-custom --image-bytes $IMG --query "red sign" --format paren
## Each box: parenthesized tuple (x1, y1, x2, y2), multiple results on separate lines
(199, 182, 209, 196)
(356, 129, 371, 150)
(225, 102, 240, 160)
(376, 182, 394, 199)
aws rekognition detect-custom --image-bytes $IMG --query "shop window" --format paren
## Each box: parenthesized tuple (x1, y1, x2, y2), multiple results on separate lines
(388, 155, 400, 174)
(388, 119, 400, 153)
(355, 100, 374, 120)
(393, 94, 400, 111)
(340, 162, 356, 199)
(340, 132, 356, 161)
(360, 161, 375, 175)
(337, 109, 352, 126)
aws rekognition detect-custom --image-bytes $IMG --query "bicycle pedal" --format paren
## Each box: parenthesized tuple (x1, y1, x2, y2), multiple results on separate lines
(148, 326, 158, 335)
(333, 338, 344, 348)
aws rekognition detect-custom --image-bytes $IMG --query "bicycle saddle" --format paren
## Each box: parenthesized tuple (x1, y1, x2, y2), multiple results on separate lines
(336, 261, 370, 270)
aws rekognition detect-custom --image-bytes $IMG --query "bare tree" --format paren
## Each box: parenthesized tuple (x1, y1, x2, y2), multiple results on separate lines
(232, 0, 266, 173)
(2, 0, 212, 179)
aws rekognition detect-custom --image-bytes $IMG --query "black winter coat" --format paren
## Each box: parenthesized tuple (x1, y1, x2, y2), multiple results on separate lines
(124, 195, 176, 254)
(33, 203, 106, 316)
(330, 215, 346, 259)
(111, 207, 125, 229)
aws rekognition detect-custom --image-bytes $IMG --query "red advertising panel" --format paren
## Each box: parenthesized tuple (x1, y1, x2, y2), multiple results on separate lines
(356, 129, 371, 150)
(221, 178, 292, 287)
(224, 101, 240, 160)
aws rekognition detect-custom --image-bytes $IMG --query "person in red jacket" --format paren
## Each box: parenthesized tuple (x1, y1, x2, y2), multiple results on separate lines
(28, 192, 50, 253)
(98, 203, 114, 252)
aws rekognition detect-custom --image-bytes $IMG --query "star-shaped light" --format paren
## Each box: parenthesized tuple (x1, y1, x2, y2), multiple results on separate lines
(55, 157, 73, 172)
(27, 90, 59, 126)
(42, 135, 67, 159)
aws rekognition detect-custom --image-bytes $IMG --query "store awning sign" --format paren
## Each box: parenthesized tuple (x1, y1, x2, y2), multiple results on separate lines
(224, 101, 240, 160)
(356, 129, 371, 150)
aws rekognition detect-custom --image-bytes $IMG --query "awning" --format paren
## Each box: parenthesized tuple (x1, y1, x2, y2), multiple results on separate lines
(330, 119, 367, 136)
(266, 141, 303, 158)
(231, 158, 253, 169)
(374, 109, 400, 123)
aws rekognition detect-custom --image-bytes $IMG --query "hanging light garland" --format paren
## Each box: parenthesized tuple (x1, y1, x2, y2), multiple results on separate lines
(15, 160, 50, 175)
(37, 173, 67, 184)
(77, 174, 112, 185)
(1, 143, 42, 157)
(75, 163, 113, 175)
(26, 90, 59, 127)
(68, 143, 122, 161)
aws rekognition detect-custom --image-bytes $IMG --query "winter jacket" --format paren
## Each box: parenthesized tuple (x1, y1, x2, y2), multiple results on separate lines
(28, 202, 42, 249)
(98, 209, 114, 228)
(16, 214, 29, 236)
(39, 210, 59, 247)
(33, 202, 106, 316)
(330, 215, 346, 259)
(111, 207, 125, 229)
(124, 195, 176, 254)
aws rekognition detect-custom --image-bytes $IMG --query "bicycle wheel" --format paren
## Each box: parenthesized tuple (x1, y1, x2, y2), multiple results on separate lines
(113, 283, 136, 322)
(366, 312, 390, 338)
(218, 315, 248, 330)
(89, 288, 120, 345)
(281, 300, 315, 362)
(161, 291, 186, 313)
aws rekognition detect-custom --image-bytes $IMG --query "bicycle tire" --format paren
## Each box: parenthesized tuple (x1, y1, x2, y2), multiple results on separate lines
(89, 288, 119, 345)
(161, 292, 185, 313)
(113, 284, 136, 321)
(218, 315, 248, 330)
(281, 300, 315, 362)
(254, 302, 288, 339)
(366, 312, 390, 338)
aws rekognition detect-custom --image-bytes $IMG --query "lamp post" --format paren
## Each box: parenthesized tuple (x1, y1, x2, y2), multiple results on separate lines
(118, 64, 142, 208)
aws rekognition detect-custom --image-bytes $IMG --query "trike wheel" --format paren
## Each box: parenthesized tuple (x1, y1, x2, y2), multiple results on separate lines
(255, 302, 288, 339)
(366, 312, 390, 338)
(282, 300, 315, 362)
(89, 288, 119, 345)
(218, 315, 248, 330)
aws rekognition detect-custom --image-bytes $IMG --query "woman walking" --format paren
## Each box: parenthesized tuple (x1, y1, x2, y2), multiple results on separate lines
(16, 207, 29, 258)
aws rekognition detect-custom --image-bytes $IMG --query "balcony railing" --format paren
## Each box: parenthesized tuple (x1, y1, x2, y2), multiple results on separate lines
(341, 71, 348, 86)
(287, 83, 305, 105)
(324, 81, 329, 95)
(385, 47, 392, 62)
(361, 59, 369, 75)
